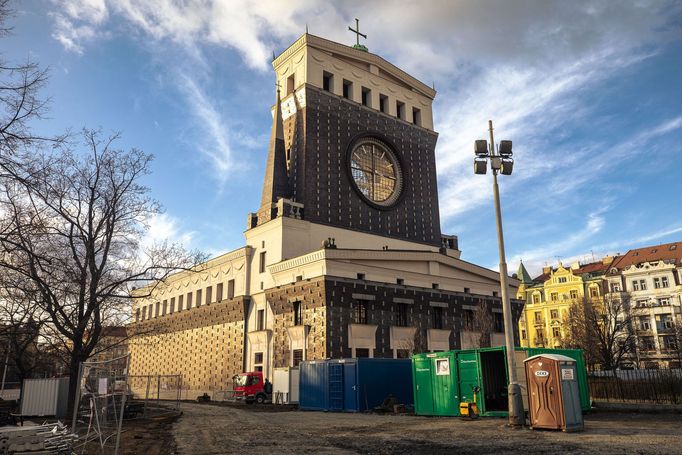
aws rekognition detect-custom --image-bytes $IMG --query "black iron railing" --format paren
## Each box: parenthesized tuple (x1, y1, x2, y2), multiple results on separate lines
(588, 368, 682, 404)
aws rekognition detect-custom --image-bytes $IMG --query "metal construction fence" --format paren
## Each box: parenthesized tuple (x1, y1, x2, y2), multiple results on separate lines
(128, 374, 182, 410)
(588, 368, 682, 404)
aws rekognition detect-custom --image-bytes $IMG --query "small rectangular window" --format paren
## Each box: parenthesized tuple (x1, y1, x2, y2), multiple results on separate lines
(379, 94, 388, 113)
(432, 306, 443, 330)
(412, 107, 421, 125)
(432, 283, 439, 290)
(632, 280, 640, 291)
(354, 301, 368, 324)
(170, 297, 175, 313)
(396, 101, 405, 119)
(494, 313, 504, 332)
(186, 292, 193, 310)
(293, 301, 303, 326)
(206, 286, 212, 305)
(162, 300, 167, 315)
(196, 289, 202, 308)
(216, 283, 223, 302)
(357, 273, 365, 280)
(640, 279, 647, 290)
(661, 276, 669, 287)
(257, 309, 265, 331)
(322, 71, 333, 92)
(177, 295, 183, 311)
(142, 307, 147, 320)
(552, 327, 561, 338)
(361, 86, 371, 107)
(135, 309, 140, 322)
(149, 304, 154, 318)
(292, 349, 303, 367)
(464, 287, 470, 294)
(343, 79, 352, 99)
(254, 352, 264, 364)
(227, 279, 235, 299)
(286, 74, 295, 95)
(396, 278, 404, 285)
(259, 251, 266, 274)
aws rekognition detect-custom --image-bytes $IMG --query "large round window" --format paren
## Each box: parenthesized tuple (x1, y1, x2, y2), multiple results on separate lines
(349, 138, 403, 207)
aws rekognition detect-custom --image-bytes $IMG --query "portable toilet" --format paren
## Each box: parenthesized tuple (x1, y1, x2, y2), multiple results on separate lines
(524, 354, 584, 432)
(299, 360, 328, 411)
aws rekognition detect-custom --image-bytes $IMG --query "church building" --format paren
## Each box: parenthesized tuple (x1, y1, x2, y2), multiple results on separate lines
(128, 31, 523, 397)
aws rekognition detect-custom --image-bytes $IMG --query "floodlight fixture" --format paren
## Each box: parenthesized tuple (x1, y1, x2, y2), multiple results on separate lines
(501, 159, 514, 175)
(474, 159, 487, 175)
(499, 140, 513, 157)
(474, 139, 488, 156)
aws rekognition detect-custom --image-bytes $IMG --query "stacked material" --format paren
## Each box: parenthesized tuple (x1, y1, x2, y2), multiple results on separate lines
(0, 422, 76, 454)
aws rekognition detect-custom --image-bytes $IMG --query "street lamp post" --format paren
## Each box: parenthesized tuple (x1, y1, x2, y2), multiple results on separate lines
(474, 120, 524, 427)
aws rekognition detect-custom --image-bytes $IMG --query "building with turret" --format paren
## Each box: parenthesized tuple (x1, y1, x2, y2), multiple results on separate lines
(128, 31, 523, 397)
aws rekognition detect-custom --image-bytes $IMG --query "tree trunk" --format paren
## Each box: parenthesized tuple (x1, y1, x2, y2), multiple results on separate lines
(66, 350, 83, 425)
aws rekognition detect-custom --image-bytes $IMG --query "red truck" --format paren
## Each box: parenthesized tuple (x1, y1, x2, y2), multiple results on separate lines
(233, 372, 272, 404)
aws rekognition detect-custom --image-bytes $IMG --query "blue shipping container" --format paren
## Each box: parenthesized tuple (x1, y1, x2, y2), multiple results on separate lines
(299, 358, 413, 412)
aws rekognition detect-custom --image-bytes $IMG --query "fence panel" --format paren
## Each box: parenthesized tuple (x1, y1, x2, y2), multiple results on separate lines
(588, 368, 682, 404)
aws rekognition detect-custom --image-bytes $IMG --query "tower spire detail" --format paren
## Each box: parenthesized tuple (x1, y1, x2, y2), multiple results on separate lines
(259, 84, 290, 210)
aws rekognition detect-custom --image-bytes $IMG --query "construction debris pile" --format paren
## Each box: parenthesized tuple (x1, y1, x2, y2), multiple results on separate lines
(0, 422, 76, 454)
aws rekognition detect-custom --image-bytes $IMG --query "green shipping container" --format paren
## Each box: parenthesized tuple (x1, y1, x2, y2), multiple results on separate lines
(412, 347, 590, 417)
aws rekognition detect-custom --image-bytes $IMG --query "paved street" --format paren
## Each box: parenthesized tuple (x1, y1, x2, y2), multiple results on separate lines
(170, 403, 682, 454)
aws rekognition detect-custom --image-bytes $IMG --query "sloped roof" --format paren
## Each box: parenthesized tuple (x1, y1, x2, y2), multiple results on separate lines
(516, 261, 533, 284)
(571, 260, 614, 276)
(610, 241, 682, 270)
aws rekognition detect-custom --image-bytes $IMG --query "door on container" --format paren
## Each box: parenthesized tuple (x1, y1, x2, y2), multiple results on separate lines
(457, 351, 480, 415)
(328, 363, 344, 411)
(431, 355, 456, 416)
(526, 358, 563, 429)
(343, 363, 358, 411)
(413, 357, 434, 415)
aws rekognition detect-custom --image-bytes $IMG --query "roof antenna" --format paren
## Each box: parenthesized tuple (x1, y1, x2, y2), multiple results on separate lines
(272, 51, 276, 62)
(306, 23, 309, 34)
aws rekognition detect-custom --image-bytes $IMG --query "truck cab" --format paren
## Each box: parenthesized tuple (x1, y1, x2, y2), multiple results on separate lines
(233, 372, 271, 404)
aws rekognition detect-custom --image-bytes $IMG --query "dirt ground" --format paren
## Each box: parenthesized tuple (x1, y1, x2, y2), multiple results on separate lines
(158, 402, 682, 455)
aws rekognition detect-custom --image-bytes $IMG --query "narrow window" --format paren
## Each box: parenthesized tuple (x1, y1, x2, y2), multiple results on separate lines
(640, 279, 647, 291)
(186, 292, 193, 310)
(162, 300, 167, 315)
(342, 79, 352, 99)
(149, 304, 154, 318)
(521, 330, 527, 340)
(552, 327, 561, 338)
(292, 349, 303, 367)
(170, 297, 175, 313)
(227, 279, 235, 299)
(259, 251, 266, 274)
(142, 307, 147, 320)
(432, 306, 443, 330)
(494, 313, 504, 332)
(216, 283, 223, 302)
(257, 309, 265, 331)
(412, 107, 421, 125)
(196, 289, 202, 308)
(463, 309, 474, 328)
(155, 302, 160, 317)
(379, 94, 388, 113)
(354, 301, 368, 324)
(135, 309, 140, 322)
(322, 71, 333, 92)
(206, 286, 212, 305)
(293, 301, 303, 326)
(396, 303, 408, 327)
(396, 101, 405, 119)
(286, 74, 295, 95)
(396, 278, 404, 285)
(661, 276, 669, 287)
(632, 280, 640, 291)
(361, 86, 371, 107)
(254, 352, 264, 372)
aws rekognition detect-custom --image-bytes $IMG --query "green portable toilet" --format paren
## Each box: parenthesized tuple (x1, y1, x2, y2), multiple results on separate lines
(412, 351, 459, 416)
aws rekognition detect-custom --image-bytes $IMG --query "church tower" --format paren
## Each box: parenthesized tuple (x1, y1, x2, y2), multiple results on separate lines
(249, 33, 443, 248)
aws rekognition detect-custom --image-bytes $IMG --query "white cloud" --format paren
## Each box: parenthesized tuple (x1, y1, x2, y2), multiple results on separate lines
(176, 73, 236, 180)
(143, 212, 195, 248)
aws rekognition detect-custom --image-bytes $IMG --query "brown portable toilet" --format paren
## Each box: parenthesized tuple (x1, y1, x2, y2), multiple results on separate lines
(524, 354, 584, 432)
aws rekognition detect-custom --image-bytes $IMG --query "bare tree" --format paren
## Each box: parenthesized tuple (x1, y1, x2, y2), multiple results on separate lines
(0, 130, 203, 415)
(0, 1, 60, 161)
(564, 295, 636, 371)
(462, 301, 495, 348)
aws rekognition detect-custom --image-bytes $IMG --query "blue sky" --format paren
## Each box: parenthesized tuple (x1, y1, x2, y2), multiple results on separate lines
(5, 0, 682, 277)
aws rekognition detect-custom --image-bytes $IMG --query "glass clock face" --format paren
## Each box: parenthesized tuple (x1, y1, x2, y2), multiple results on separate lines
(349, 138, 403, 207)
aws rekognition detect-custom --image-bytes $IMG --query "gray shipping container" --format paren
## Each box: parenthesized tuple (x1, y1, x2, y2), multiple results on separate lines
(20, 378, 70, 418)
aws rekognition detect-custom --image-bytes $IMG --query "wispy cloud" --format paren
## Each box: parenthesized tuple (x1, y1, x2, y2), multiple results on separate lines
(142, 212, 196, 248)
